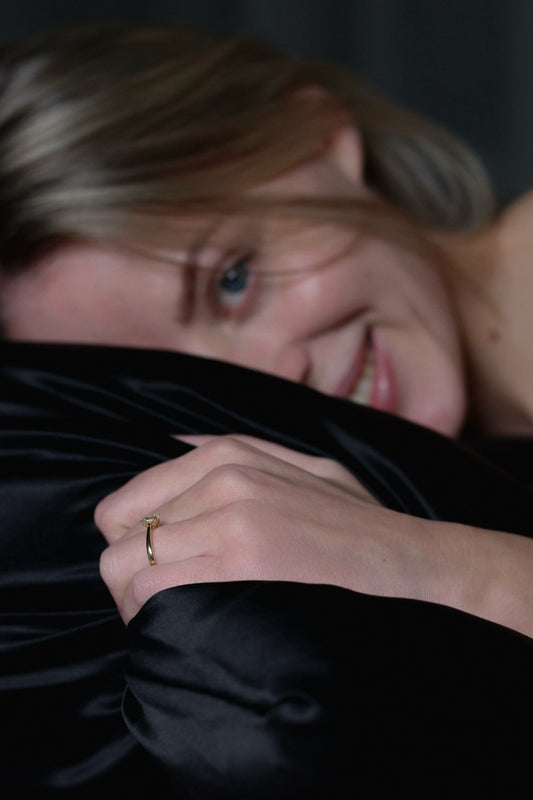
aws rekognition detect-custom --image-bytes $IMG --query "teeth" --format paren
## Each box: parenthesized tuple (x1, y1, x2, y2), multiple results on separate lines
(349, 342, 374, 405)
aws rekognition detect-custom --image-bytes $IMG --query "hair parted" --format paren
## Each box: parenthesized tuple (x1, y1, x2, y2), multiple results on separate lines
(0, 20, 495, 269)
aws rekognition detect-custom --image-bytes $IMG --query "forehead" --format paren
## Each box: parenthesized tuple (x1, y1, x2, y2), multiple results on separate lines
(11, 150, 353, 286)
(162, 148, 355, 255)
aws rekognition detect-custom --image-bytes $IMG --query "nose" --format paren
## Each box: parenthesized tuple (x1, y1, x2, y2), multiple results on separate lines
(265, 343, 311, 385)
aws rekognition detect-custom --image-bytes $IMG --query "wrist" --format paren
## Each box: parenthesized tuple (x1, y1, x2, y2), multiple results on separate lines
(409, 518, 533, 637)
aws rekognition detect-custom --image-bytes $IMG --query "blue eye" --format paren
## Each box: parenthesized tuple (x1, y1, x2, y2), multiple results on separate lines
(218, 257, 249, 296)
(216, 257, 252, 311)
(213, 255, 257, 317)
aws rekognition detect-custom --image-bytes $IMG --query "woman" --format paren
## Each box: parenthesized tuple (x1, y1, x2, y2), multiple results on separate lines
(2, 20, 533, 639)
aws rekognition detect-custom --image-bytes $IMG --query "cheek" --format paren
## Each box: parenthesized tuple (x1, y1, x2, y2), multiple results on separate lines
(1, 272, 62, 340)
(2, 263, 169, 346)
(3, 274, 124, 342)
(366, 242, 457, 328)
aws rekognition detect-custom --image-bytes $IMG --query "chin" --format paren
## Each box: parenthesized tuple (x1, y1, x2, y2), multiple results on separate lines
(410, 406, 466, 438)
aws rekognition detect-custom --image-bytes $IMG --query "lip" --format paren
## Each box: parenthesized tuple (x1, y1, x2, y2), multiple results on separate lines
(334, 328, 397, 413)
(369, 329, 396, 413)
(333, 333, 368, 399)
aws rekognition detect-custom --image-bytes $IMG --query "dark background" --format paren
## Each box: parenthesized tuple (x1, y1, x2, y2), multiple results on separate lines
(1, 0, 532, 207)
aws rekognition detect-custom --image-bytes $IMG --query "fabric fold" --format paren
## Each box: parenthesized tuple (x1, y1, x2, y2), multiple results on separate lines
(2, 341, 532, 796)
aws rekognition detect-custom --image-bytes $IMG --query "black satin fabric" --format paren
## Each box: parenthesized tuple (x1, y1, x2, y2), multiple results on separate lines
(2, 341, 533, 797)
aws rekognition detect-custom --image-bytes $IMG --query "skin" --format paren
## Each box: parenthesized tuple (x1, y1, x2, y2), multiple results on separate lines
(4, 125, 533, 636)
(441, 189, 533, 435)
(2, 126, 468, 436)
(95, 433, 533, 636)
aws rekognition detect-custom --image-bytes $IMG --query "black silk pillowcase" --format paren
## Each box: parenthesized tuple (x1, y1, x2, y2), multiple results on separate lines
(1, 341, 532, 798)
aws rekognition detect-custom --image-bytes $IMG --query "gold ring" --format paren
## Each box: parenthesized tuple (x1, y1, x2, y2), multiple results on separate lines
(140, 513, 160, 566)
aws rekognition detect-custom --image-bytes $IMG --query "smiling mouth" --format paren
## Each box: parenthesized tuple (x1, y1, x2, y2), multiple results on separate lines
(348, 336, 374, 406)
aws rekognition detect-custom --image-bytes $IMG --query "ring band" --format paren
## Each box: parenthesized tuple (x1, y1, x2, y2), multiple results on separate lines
(140, 513, 160, 566)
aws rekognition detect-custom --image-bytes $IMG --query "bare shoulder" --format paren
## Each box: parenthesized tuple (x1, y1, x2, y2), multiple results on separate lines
(488, 189, 533, 298)
(498, 188, 533, 246)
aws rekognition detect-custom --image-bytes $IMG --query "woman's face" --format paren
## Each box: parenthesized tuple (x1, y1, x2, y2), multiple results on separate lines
(1, 127, 468, 436)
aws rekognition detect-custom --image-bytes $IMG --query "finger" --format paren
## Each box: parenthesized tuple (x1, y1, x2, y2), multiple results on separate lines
(95, 434, 376, 544)
(94, 439, 249, 538)
(176, 433, 324, 466)
(99, 512, 218, 611)
(101, 493, 282, 618)
(120, 554, 224, 624)
(176, 433, 376, 498)
(95, 436, 308, 539)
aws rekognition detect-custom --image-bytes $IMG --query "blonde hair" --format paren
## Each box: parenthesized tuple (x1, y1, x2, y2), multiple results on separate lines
(0, 21, 495, 270)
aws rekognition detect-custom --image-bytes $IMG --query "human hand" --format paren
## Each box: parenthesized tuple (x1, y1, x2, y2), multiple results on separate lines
(96, 434, 425, 624)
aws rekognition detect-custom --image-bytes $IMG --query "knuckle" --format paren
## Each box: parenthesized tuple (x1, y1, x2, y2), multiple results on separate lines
(93, 497, 113, 532)
(313, 456, 355, 485)
(98, 544, 120, 585)
(314, 454, 343, 474)
(201, 435, 251, 461)
(94, 494, 125, 540)
(207, 463, 257, 498)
